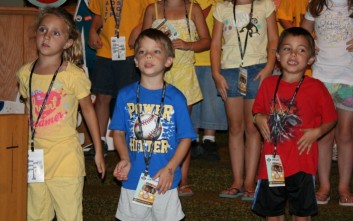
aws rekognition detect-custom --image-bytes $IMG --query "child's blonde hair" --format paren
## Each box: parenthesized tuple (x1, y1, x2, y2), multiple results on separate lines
(35, 7, 82, 65)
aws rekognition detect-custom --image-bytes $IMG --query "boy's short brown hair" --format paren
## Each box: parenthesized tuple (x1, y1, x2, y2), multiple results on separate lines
(277, 27, 316, 57)
(134, 28, 175, 58)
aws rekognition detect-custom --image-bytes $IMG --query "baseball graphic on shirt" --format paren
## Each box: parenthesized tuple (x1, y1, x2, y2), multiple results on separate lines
(134, 114, 162, 140)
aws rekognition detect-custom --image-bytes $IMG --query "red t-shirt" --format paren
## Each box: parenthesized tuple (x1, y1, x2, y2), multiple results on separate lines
(253, 75, 337, 179)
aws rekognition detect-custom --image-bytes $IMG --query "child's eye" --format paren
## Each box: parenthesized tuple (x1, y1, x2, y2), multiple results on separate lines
(282, 47, 290, 51)
(53, 31, 61, 36)
(138, 50, 145, 55)
(298, 48, 306, 53)
(154, 50, 161, 54)
(37, 27, 47, 33)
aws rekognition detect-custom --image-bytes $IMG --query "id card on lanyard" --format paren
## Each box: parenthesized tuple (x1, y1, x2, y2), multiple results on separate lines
(110, 0, 126, 60)
(233, 1, 253, 96)
(131, 82, 166, 207)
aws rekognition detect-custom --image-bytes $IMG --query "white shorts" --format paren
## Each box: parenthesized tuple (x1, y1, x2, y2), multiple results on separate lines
(116, 187, 185, 221)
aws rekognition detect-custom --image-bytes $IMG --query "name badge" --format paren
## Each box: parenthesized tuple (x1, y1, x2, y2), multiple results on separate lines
(265, 154, 285, 187)
(28, 149, 45, 183)
(132, 173, 159, 207)
(238, 67, 247, 96)
(111, 36, 126, 61)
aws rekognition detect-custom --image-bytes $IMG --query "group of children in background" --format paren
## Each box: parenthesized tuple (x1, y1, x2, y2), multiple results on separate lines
(16, 0, 353, 221)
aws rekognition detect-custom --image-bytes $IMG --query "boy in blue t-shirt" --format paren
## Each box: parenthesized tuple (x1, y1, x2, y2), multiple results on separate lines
(109, 28, 196, 221)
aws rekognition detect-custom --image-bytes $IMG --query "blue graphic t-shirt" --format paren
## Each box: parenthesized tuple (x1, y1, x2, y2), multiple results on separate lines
(109, 82, 197, 190)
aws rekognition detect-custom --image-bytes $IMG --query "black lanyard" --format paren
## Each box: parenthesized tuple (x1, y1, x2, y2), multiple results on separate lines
(163, 0, 191, 40)
(110, 0, 123, 38)
(29, 59, 63, 152)
(233, 0, 254, 67)
(136, 81, 166, 176)
(272, 74, 305, 156)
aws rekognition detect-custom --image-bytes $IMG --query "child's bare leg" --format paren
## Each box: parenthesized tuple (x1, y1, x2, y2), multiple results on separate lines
(316, 130, 334, 196)
(94, 94, 112, 136)
(180, 149, 191, 187)
(244, 99, 261, 192)
(266, 215, 284, 221)
(223, 97, 245, 190)
(336, 109, 353, 197)
(292, 216, 311, 221)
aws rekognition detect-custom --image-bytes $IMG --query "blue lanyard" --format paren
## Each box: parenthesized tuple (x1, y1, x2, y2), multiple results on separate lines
(136, 82, 166, 176)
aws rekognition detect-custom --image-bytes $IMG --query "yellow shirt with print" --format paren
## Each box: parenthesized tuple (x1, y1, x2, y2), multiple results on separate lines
(17, 62, 91, 179)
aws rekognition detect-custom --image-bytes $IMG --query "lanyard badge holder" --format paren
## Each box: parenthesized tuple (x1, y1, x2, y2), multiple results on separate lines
(132, 82, 166, 207)
(233, 1, 253, 96)
(27, 59, 63, 183)
(110, 0, 126, 60)
(265, 75, 305, 187)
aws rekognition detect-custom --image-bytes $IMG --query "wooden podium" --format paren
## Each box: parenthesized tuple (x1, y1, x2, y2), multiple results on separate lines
(0, 114, 28, 221)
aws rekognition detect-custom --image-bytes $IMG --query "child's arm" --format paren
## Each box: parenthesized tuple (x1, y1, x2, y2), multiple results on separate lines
(142, 4, 154, 30)
(153, 138, 191, 194)
(253, 113, 271, 142)
(79, 95, 105, 179)
(112, 130, 131, 181)
(210, 19, 228, 100)
(128, 23, 142, 49)
(297, 121, 337, 155)
(254, 11, 278, 84)
(88, 15, 103, 50)
(172, 4, 211, 52)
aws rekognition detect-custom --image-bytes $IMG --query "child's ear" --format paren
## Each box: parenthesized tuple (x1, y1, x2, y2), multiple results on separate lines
(134, 57, 139, 67)
(307, 56, 315, 65)
(165, 57, 173, 68)
(276, 52, 280, 61)
(64, 39, 74, 50)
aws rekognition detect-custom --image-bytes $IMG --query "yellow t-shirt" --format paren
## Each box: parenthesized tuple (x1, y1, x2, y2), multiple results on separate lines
(17, 62, 91, 179)
(214, 0, 275, 69)
(277, 0, 308, 27)
(89, 0, 154, 58)
(194, 0, 222, 66)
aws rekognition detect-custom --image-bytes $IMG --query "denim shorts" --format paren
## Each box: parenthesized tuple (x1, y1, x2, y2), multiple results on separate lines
(221, 63, 265, 99)
(191, 66, 228, 130)
(90, 56, 139, 97)
(324, 82, 353, 112)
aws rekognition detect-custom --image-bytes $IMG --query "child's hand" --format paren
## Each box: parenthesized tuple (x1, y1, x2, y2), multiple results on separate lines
(88, 31, 102, 50)
(254, 113, 271, 142)
(254, 66, 272, 86)
(95, 153, 106, 179)
(172, 39, 190, 51)
(213, 74, 229, 100)
(113, 160, 131, 181)
(297, 128, 321, 155)
(153, 167, 174, 194)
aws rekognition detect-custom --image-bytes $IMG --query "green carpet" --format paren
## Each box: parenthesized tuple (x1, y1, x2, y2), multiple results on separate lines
(83, 132, 353, 221)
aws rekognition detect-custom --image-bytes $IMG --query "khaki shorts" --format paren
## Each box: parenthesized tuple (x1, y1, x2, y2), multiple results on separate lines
(116, 187, 184, 221)
(27, 177, 84, 221)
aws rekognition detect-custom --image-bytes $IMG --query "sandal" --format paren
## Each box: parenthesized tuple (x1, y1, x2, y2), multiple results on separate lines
(178, 184, 194, 197)
(316, 192, 330, 205)
(219, 187, 243, 199)
(241, 191, 255, 201)
(339, 195, 353, 206)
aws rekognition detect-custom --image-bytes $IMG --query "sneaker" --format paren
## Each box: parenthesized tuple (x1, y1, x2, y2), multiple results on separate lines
(84, 140, 108, 160)
(202, 139, 220, 161)
(191, 141, 204, 160)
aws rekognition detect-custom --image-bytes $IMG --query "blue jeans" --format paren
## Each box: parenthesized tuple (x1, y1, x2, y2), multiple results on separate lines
(191, 66, 228, 130)
(221, 63, 266, 99)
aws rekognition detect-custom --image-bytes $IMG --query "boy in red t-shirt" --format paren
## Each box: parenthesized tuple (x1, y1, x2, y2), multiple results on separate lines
(251, 27, 337, 220)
